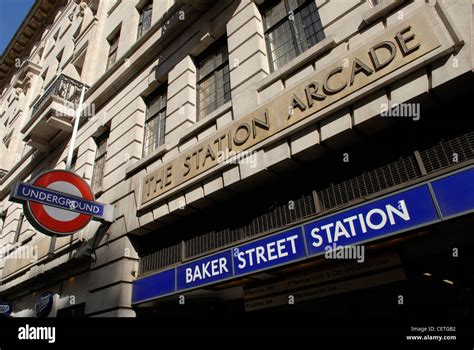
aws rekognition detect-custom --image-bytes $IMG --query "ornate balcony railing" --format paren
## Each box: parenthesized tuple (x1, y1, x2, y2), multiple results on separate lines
(30, 74, 88, 119)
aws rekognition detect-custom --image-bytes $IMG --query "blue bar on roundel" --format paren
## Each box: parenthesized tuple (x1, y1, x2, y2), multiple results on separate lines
(132, 268, 176, 303)
(430, 167, 474, 218)
(14, 183, 105, 217)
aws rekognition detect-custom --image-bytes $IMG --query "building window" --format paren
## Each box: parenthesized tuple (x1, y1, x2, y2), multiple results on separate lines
(92, 132, 108, 191)
(53, 29, 60, 42)
(41, 69, 48, 91)
(73, 49, 86, 79)
(69, 150, 78, 171)
(262, 0, 324, 72)
(196, 38, 231, 120)
(107, 30, 120, 70)
(56, 49, 64, 73)
(368, 0, 380, 7)
(0, 209, 7, 236)
(3, 131, 12, 148)
(137, 0, 153, 40)
(144, 85, 166, 156)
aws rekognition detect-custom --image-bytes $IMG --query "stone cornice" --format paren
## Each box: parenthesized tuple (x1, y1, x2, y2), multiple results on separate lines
(0, 0, 67, 90)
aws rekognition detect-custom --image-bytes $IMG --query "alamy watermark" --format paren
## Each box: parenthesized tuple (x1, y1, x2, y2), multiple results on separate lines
(0, 243, 38, 262)
(324, 243, 365, 263)
(380, 102, 420, 121)
(217, 149, 258, 169)
(54, 102, 96, 119)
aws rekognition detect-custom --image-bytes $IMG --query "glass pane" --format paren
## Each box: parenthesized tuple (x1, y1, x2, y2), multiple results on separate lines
(96, 138, 107, 158)
(288, 0, 307, 12)
(293, 2, 324, 53)
(110, 34, 119, 51)
(144, 85, 167, 155)
(263, 1, 287, 30)
(148, 89, 167, 116)
(107, 50, 117, 69)
(143, 10, 152, 31)
(92, 156, 106, 190)
(267, 20, 297, 71)
(199, 73, 216, 118)
(198, 45, 228, 80)
(144, 112, 165, 156)
(197, 39, 230, 119)
(158, 112, 165, 146)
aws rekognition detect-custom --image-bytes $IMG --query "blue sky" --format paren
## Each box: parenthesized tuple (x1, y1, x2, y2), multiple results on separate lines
(0, 0, 35, 55)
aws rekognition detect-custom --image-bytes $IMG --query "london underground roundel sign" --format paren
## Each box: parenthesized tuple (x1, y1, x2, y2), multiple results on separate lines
(10, 170, 114, 237)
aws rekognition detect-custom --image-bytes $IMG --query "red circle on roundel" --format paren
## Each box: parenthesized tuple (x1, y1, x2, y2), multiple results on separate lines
(28, 170, 94, 235)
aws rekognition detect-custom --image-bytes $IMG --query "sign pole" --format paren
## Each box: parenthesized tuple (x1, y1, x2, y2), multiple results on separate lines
(66, 86, 86, 170)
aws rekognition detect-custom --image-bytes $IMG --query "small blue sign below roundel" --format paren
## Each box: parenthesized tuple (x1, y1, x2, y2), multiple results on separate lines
(0, 299, 12, 317)
(35, 291, 54, 318)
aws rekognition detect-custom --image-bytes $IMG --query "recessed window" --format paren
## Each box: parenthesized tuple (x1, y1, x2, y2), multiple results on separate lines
(196, 37, 231, 120)
(35, 46, 44, 64)
(73, 24, 81, 40)
(53, 29, 60, 42)
(41, 69, 49, 90)
(90, 0, 99, 16)
(70, 150, 78, 171)
(262, 0, 325, 72)
(368, 0, 380, 7)
(107, 29, 120, 70)
(3, 131, 12, 148)
(0, 209, 7, 233)
(56, 49, 64, 73)
(144, 85, 167, 156)
(92, 132, 108, 191)
(73, 50, 87, 79)
(137, 0, 153, 40)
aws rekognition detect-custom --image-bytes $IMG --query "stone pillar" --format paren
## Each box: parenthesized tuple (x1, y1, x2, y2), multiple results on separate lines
(165, 55, 197, 147)
(84, 235, 139, 317)
(227, 0, 269, 119)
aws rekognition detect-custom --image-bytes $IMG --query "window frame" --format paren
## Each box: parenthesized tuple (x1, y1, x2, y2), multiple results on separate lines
(69, 150, 78, 171)
(106, 30, 120, 71)
(56, 49, 64, 73)
(261, 0, 324, 72)
(368, 0, 380, 7)
(41, 68, 49, 91)
(137, 0, 153, 40)
(196, 37, 231, 121)
(53, 29, 60, 42)
(92, 131, 109, 192)
(143, 84, 167, 157)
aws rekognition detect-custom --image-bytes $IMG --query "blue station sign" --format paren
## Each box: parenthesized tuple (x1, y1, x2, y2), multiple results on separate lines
(132, 166, 474, 305)
(233, 226, 306, 276)
(177, 250, 234, 290)
(304, 185, 439, 257)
